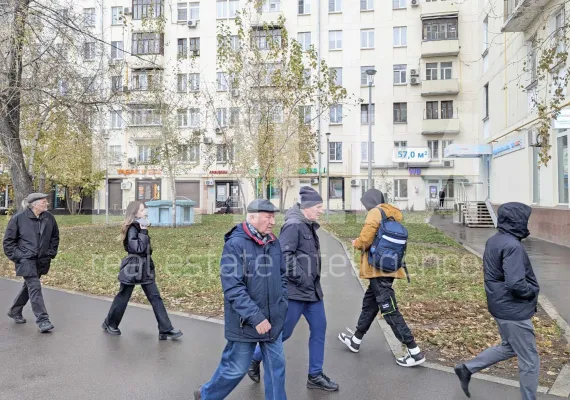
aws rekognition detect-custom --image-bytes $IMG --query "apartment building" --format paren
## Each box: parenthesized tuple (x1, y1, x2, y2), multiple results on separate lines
(462, 0, 570, 245)
(82, 0, 482, 214)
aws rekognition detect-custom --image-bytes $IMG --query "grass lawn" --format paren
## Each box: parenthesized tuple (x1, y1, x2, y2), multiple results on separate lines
(321, 212, 569, 387)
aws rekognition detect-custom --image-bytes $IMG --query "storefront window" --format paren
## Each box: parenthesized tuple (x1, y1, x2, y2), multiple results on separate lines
(137, 181, 161, 202)
(558, 135, 569, 204)
(329, 178, 344, 199)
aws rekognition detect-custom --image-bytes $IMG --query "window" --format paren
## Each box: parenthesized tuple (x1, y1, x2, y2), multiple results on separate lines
(109, 145, 122, 163)
(111, 7, 122, 25)
(361, 29, 375, 49)
(84, 42, 96, 60)
(329, 178, 343, 199)
(262, 0, 281, 12)
(132, 32, 163, 55)
(423, 18, 458, 41)
(230, 108, 240, 127)
(83, 77, 96, 93)
(361, 104, 375, 124)
(483, 16, 489, 52)
(178, 109, 188, 127)
(111, 76, 123, 92)
(298, 0, 311, 14)
(190, 2, 200, 20)
(177, 74, 187, 92)
(216, 108, 228, 127)
(133, 0, 163, 20)
(253, 29, 282, 50)
(484, 83, 489, 119)
(361, 141, 375, 162)
(128, 108, 162, 126)
(180, 144, 200, 162)
(110, 110, 124, 129)
(393, 27, 407, 47)
(329, 142, 342, 161)
(394, 141, 407, 148)
(330, 67, 342, 86)
(442, 139, 453, 154)
(428, 140, 439, 160)
(299, 106, 311, 124)
(528, 36, 538, 83)
(298, 32, 311, 51)
(132, 70, 160, 91)
(330, 104, 342, 124)
(558, 135, 568, 203)
(393, 103, 407, 123)
(178, 38, 188, 58)
(217, 0, 239, 18)
(189, 73, 200, 91)
(441, 101, 453, 119)
(111, 41, 124, 59)
(361, 0, 374, 11)
(138, 145, 160, 163)
(441, 62, 452, 80)
(230, 35, 240, 51)
(426, 101, 438, 119)
(329, 30, 342, 50)
(217, 72, 229, 91)
(361, 66, 375, 85)
(394, 179, 408, 198)
(189, 108, 200, 127)
(177, 2, 187, 21)
(189, 37, 200, 53)
(303, 69, 311, 86)
(554, 9, 565, 54)
(426, 63, 438, 80)
(393, 64, 407, 84)
(329, 0, 341, 13)
(393, 0, 405, 9)
(216, 144, 233, 162)
(83, 8, 95, 26)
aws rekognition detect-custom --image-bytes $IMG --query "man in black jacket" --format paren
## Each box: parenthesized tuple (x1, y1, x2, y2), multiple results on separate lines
(455, 202, 540, 400)
(247, 187, 339, 392)
(3, 193, 59, 333)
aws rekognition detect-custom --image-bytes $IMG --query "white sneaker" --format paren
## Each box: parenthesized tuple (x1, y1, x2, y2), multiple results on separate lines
(338, 328, 360, 353)
(396, 349, 426, 367)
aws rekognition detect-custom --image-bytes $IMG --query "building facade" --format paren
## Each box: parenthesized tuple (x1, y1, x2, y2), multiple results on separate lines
(80, 0, 482, 214)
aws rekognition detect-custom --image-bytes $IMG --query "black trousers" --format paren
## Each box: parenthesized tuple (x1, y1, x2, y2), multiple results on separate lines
(105, 282, 174, 333)
(356, 277, 416, 348)
(10, 275, 49, 324)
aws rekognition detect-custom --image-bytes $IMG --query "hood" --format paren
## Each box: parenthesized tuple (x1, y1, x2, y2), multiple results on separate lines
(497, 202, 531, 240)
(361, 189, 385, 211)
(224, 221, 276, 246)
(285, 203, 320, 229)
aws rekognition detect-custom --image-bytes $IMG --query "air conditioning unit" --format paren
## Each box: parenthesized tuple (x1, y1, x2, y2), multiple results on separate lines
(108, 59, 116, 66)
(443, 160, 454, 168)
(311, 178, 319, 185)
(203, 137, 213, 144)
(215, 128, 222, 135)
(205, 179, 215, 186)
(231, 89, 239, 97)
(127, 157, 136, 165)
(398, 162, 408, 168)
(123, 7, 131, 15)
(410, 77, 420, 85)
(120, 181, 132, 190)
(410, 69, 419, 76)
(410, 0, 419, 7)
(350, 179, 359, 187)
(187, 20, 197, 28)
(122, 85, 129, 92)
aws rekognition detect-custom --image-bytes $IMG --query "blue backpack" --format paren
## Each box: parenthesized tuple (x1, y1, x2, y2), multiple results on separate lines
(368, 207, 410, 281)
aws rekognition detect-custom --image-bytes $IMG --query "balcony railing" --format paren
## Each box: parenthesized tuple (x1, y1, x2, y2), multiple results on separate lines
(422, 108, 460, 135)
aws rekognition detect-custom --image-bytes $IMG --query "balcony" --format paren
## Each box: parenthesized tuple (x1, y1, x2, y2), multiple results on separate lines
(422, 113, 460, 135)
(502, 0, 550, 32)
(421, 39, 459, 57)
(421, 79, 460, 96)
(421, 1, 459, 16)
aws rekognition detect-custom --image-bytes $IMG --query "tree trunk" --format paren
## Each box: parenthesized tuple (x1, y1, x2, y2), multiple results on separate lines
(282, 184, 289, 212)
(38, 167, 46, 193)
(170, 176, 177, 227)
(237, 178, 247, 215)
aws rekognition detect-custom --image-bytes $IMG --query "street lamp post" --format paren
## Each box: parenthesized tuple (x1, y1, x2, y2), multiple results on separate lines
(103, 131, 109, 225)
(325, 132, 331, 219)
(366, 69, 377, 191)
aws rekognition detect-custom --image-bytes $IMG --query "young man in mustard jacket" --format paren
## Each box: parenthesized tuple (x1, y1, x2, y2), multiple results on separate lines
(338, 189, 425, 367)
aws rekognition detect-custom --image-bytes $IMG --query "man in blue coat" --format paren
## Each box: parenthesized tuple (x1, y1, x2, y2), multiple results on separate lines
(248, 187, 339, 392)
(455, 202, 540, 400)
(195, 199, 288, 400)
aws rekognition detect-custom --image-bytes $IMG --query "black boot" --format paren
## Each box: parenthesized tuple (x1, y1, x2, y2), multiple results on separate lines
(102, 321, 121, 336)
(159, 329, 183, 340)
(307, 372, 339, 392)
(247, 360, 261, 383)
(454, 363, 472, 398)
(7, 312, 26, 324)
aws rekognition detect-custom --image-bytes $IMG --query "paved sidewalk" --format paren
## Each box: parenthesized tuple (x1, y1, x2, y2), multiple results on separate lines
(0, 230, 560, 399)
(430, 213, 570, 327)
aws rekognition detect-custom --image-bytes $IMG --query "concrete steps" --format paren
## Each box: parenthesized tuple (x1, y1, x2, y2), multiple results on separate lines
(461, 202, 495, 228)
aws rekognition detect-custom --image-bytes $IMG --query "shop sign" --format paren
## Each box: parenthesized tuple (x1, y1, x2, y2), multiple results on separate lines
(209, 170, 228, 175)
(492, 135, 525, 158)
(118, 169, 162, 176)
(409, 168, 422, 176)
(393, 148, 431, 163)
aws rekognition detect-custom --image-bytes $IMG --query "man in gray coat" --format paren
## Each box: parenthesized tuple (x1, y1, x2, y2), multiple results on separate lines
(455, 202, 540, 399)
(3, 193, 59, 333)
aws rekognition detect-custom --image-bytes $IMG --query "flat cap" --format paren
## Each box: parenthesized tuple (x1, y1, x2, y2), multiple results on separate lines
(25, 193, 49, 204)
(247, 199, 279, 213)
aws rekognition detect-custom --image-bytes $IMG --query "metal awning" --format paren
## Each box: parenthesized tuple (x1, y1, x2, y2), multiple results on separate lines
(444, 144, 492, 158)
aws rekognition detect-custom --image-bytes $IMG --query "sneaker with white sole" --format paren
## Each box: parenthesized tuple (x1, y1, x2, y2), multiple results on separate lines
(338, 328, 360, 353)
(396, 349, 426, 367)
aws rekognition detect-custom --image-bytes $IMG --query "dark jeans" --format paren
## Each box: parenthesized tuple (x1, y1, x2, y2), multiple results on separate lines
(105, 282, 173, 333)
(253, 299, 327, 375)
(10, 275, 49, 324)
(356, 277, 416, 348)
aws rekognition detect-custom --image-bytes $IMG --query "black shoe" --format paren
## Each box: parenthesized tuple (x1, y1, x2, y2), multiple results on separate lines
(7, 312, 26, 324)
(247, 360, 261, 383)
(194, 387, 202, 399)
(307, 372, 339, 392)
(338, 328, 360, 353)
(159, 329, 183, 340)
(454, 363, 472, 398)
(38, 320, 54, 333)
(101, 321, 121, 336)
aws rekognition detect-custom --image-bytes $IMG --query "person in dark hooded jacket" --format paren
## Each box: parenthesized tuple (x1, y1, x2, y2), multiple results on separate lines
(247, 187, 339, 392)
(455, 202, 540, 400)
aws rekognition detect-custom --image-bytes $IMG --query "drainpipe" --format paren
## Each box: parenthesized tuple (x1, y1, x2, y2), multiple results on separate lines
(317, 0, 322, 196)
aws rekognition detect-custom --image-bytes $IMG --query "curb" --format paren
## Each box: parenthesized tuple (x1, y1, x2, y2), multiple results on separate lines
(323, 229, 554, 395)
